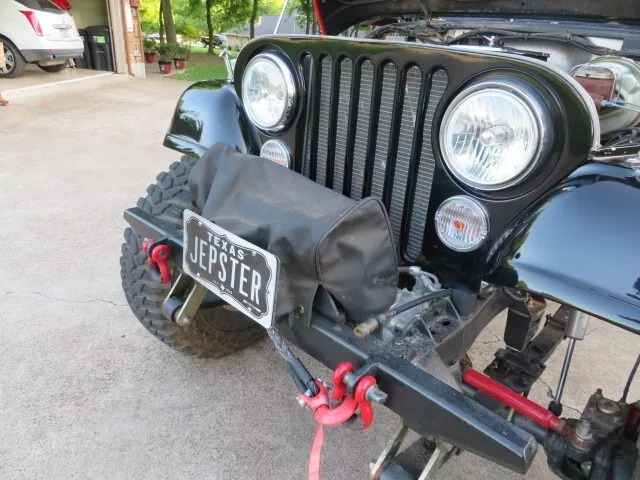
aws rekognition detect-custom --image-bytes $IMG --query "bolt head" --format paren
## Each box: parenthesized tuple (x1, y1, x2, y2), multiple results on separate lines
(575, 420, 591, 439)
(596, 398, 620, 415)
(365, 385, 388, 405)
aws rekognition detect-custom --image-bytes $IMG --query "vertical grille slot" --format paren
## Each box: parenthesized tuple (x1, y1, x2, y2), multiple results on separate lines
(370, 63, 397, 200)
(302, 53, 448, 259)
(333, 58, 352, 194)
(388, 66, 422, 241)
(406, 69, 449, 259)
(350, 60, 374, 200)
(315, 56, 333, 186)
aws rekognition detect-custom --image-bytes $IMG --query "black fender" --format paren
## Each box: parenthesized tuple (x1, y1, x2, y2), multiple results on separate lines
(486, 163, 640, 334)
(163, 82, 261, 158)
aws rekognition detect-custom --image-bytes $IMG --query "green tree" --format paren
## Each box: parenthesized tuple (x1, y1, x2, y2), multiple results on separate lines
(249, 0, 259, 38)
(288, 0, 314, 34)
(162, 0, 178, 43)
(159, 0, 164, 42)
(141, 0, 206, 37)
(205, 0, 214, 53)
(141, 0, 284, 47)
(206, 0, 252, 36)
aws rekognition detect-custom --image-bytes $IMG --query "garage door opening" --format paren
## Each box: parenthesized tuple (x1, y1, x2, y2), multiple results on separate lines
(0, 0, 144, 99)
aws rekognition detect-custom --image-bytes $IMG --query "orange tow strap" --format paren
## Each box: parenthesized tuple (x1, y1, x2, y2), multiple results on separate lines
(308, 425, 324, 480)
(299, 368, 379, 480)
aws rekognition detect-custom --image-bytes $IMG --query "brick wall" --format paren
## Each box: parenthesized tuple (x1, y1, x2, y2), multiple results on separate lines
(120, 0, 145, 78)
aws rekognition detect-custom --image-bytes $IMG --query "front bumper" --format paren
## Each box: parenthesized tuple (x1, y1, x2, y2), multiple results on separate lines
(21, 48, 84, 63)
(123, 206, 538, 474)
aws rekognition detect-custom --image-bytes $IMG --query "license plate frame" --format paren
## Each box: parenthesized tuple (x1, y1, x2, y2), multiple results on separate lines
(182, 210, 278, 328)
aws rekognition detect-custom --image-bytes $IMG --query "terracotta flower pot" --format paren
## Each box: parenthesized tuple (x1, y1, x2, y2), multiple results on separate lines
(158, 60, 172, 74)
(173, 58, 186, 70)
(144, 52, 157, 63)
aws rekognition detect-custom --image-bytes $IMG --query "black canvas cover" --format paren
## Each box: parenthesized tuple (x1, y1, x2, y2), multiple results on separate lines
(188, 142, 398, 324)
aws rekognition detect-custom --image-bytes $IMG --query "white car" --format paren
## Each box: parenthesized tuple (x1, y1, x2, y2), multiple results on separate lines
(0, 0, 83, 78)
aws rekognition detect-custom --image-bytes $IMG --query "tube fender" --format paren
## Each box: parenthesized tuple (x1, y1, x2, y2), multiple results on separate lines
(163, 82, 261, 158)
(486, 163, 640, 334)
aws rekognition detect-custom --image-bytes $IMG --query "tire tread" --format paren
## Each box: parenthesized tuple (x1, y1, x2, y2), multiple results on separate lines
(120, 155, 264, 358)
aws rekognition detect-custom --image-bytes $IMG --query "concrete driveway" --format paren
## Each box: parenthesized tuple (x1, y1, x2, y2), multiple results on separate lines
(0, 65, 113, 102)
(0, 76, 638, 480)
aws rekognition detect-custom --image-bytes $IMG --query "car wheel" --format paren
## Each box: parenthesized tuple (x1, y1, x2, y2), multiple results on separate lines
(0, 40, 26, 79)
(120, 155, 265, 358)
(38, 61, 68, 73)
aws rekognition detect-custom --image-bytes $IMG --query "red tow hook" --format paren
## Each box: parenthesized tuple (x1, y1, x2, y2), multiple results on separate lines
(330, 362, 354, 402)
(462, 368, 566, 434)
(142, 238, 172, 284)
(299, 381, 359, 427)
(354, 376, 377, 429)
(300, 362, 381, 430)
(298, 363, 384, 480)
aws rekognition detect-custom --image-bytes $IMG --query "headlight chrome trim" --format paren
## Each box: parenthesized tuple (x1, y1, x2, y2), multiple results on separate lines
(439, 77, 554, 191)
(242, 52, 297, 132)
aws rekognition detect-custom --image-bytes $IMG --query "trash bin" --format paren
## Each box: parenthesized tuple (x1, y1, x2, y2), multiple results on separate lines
(85, 26, 114, 72)
(74, 29, 91, 69)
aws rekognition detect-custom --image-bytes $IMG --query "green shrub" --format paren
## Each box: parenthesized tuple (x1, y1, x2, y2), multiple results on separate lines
(156, 43, 171, 62)
(143, 37, 157, 54)
(165, 42, 189, 59)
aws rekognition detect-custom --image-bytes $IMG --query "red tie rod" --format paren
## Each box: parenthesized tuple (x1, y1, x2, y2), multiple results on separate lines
(462, 368, 566, 434)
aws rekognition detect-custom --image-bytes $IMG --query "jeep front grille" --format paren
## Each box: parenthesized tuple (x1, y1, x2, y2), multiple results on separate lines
(302, 56, 448, 259)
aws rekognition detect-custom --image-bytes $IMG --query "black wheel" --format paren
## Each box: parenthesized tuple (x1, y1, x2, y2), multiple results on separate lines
(38, 61, 68, 73)
(120, 155, 265, 357)
(0, 40, 26, 78)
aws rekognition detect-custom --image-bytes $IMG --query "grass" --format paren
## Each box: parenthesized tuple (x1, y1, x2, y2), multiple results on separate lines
(167, 49, 239, 82)
(186, 45, 241, 56)
(172, 63, 229, 82)
(188, 45, 210, 54)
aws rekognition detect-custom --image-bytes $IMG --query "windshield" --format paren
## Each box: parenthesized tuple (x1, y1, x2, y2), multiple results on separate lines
(15, 0, 63, 14)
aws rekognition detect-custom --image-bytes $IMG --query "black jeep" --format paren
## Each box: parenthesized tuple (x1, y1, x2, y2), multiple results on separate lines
(120, 1, 640, 478)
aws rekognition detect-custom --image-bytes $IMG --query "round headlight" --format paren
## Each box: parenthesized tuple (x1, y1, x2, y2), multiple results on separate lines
(435, 196, 489, 252)
(242, 53, 296, 131)
(439, 80, 551, 190)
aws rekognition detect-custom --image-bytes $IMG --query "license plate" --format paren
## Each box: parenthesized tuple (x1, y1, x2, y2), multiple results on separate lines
(183, 210, 278, 328)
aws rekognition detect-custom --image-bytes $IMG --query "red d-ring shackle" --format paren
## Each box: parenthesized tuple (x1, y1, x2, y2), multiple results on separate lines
(299, 362, 379, 430)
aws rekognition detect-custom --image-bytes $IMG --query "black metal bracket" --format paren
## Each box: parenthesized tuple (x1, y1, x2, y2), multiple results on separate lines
(124, 207, 184, 262)
(279, 313, 538, 474)
(484, 305, 570, 395)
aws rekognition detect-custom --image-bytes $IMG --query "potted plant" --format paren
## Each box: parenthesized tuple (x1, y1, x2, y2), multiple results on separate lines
(172, 43, 188, 71)
(143, 38, 157, 63)
(156, 43, 172, 74)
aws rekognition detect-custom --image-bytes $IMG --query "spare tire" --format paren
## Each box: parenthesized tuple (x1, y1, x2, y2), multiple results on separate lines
(120, 155, 264, 357)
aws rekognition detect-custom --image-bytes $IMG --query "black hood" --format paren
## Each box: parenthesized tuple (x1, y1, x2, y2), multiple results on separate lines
(317, 0, 640, 35)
